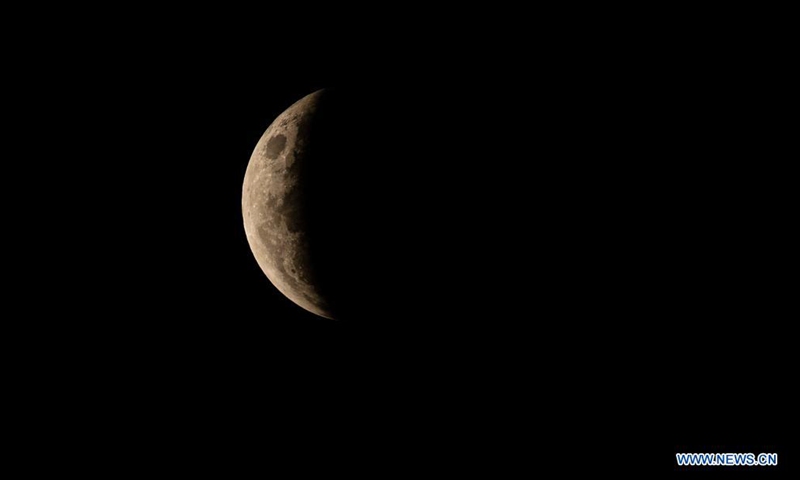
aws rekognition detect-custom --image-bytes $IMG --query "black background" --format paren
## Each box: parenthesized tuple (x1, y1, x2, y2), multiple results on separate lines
(14, 8, 795, 476)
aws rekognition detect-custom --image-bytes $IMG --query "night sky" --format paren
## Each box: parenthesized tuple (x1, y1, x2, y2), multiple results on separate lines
(16, 12, 794, 475)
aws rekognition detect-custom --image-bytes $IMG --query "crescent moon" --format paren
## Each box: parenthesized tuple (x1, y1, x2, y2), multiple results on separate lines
(241, 90, 334, 319)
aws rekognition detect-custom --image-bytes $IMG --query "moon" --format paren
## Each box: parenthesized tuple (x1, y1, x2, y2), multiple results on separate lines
(242, 90, 334, 319)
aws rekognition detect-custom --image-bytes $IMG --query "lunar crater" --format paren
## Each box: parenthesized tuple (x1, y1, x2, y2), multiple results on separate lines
(265, 134, 287, 159)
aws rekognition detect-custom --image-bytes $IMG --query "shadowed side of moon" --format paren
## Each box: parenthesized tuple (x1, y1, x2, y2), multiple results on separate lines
(242, 90, 334, 319)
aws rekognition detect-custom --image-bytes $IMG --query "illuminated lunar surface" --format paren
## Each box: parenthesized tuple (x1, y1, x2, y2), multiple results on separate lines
(242, 90, 333, 319)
